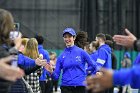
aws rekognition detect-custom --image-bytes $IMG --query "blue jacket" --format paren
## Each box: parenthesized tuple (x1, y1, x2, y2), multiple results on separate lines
(18, 53, 36, 67)
(38, 45, 50, 81)
(113, 65, 140, 88)
(133, 53, 140, 65)
(10, 53, 41, 93)
(90, 51, 98, 61)
(96, 44, 112, 69)
(86, 51, 98, 74)
(52, 45, 97, 86)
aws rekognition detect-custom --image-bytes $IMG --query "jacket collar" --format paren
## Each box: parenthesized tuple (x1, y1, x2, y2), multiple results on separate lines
(38, 45, 43, 49)
(65, 45, 76, 51)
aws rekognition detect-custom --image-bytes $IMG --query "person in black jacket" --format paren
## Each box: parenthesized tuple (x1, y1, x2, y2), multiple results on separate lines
(0, 8, 24, 93)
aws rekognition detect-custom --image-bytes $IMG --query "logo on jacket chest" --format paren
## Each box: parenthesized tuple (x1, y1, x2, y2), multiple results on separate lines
(76, 56, 81, 62)
(63, 56, 65, 58)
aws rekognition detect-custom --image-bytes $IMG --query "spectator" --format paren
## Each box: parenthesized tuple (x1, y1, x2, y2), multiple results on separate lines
(0, 8, 24, 93)
(35, 34, 50, 93)
(23, 38, 41, 93)
(121, 52, 131, 68)
(49, 51, 58, 92)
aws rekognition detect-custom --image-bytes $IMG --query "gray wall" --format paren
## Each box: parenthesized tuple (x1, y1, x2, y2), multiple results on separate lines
(0, 0, 81, 49)
(1, 0, 140, 50)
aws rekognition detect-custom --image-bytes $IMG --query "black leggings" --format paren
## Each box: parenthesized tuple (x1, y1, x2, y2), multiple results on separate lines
(60, 86, 86, 93)
(39, 81, 46, 93)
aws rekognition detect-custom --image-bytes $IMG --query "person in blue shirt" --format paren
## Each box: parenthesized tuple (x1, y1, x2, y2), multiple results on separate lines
(86, 29, 140, 92)
(10, 37, 47, 93)
(86, 41, 99, 75)
(45, 28, 97, 93)
(35, 35, 50, 93)
(121, 52, 131, 68)
(133, 52, 140, 92)
(89, 41, 98, 62)
(85, 33, 112, 93)
(17, 37, 46, 71)
(95, 33, 112, 69)
(133, 53, 140, 65)
(94, 33, 113, 93)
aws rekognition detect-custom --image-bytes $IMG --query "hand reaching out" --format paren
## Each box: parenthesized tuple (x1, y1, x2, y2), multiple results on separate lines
(44, 63, 53, 74)
(35, 58, 47, 66)
(113, 28, 137, 48)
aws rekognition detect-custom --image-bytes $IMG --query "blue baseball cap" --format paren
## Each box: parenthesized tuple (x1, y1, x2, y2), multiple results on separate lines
(124, 52, 131, 58)
(63, 28, 76, 36)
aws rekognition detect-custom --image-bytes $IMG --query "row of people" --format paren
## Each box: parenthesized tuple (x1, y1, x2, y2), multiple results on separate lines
(1, 8, 140, 93)
(86, 29, 140, 92)
(0, 8, 52, 93)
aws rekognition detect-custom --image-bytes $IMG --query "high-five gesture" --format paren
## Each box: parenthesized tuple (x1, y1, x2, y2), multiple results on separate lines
(113, 28, 137, 48)
(35, 58, 46, 66)
(44, 63, 53, 74)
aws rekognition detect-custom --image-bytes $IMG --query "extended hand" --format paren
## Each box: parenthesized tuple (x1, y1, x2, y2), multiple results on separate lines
(113, 28, 137, 48)
(0, 56, 24, 81)
(35, 58, 47, 66)
(44, 63, 53, 74)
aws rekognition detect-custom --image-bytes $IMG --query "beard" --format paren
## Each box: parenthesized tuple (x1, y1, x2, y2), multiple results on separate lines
(96, 41, 100, 48)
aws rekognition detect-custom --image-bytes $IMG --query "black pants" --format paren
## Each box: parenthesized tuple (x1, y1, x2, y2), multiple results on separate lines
(39, 81, 46, 93)
(87, 88, 114, 93)
(60, 86, 86, 93)
(101, 88, 114, 93)
(52, 80, 58, 92)
(46, 80, 53, 93)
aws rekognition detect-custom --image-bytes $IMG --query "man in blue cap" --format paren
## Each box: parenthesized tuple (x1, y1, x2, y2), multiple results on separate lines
(121, 52, 131, 68)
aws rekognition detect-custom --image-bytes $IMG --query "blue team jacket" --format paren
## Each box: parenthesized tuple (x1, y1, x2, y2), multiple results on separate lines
(86, 51, 98, 74)
(90, 51, 98, 61)
(18, 53, 36, 66)
(113, 52, 140, 88)
(52, 45, 97, 86)
(96, 44, 112, 69)
(113, 65, 140, 88)
(38, 45, 50, 81)
(133, 53, 140, 65)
